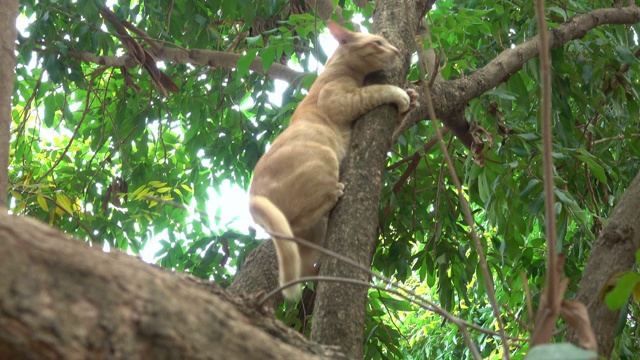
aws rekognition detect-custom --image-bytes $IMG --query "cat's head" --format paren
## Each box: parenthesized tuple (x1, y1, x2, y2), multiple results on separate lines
(326, 21, 400, 74)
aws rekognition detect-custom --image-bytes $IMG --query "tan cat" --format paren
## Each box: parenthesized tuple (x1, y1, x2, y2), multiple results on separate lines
(249, 22, 418, 300)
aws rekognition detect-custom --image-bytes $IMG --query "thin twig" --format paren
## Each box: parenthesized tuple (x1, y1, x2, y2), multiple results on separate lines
(593, 133, 640, 144)
(521, 271, 534, 331)
(147, 194, 525, 346)
(534, 0, 560, 346)
(412, 15, 511, 356)
(264, 273, 525, 342)
(36, 90, 91, 184)
(256, 230, 527, 341)
(425, 86, 511, 358)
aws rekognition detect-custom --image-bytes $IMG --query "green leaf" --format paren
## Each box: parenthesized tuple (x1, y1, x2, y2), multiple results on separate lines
(261, 46, 276, 73)
(520, 179, 541, 199)
(525, 343, 597, 360)
(518, 132, 541, 141)
(37, 194, 49, 212)
(79, 0, 101, 24)
(486, 88, 516, 100)
(194, 14, 207, 26)
(43, 94, 56, 128)
(478, 171, 490, 203)
(581, 64, 592, 84)
(379, 296, 413, 312)
(605, 272, 640, 310)
(508, 72, 530, 111)
(237, 49, 258, 78)
(554, 189, 577, 206)
(615, 45, 637, 65)
(246, 35, 263, 46)
(575, 151, 607, 184)
(221, 0, 237, 19)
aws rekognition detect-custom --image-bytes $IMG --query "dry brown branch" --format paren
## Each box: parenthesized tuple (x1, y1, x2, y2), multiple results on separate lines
(417, 39, 512, 360)
(533, 0, 561, 348)
(256, 230, 526, 349)
(531, 255, 568, 346)
(66, 47, 304, 85)
(561, 300, 598, 351)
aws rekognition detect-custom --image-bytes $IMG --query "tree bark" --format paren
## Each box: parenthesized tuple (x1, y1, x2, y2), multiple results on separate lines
(0, 0, 19, 209)
(567, 171, 640, 357)
(309, 1, 432, 358)
(0, 213, 346, 360)
(227, 240, 283, 310)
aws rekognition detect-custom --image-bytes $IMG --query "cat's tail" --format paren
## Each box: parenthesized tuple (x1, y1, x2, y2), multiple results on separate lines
(249, 195, 302, 301)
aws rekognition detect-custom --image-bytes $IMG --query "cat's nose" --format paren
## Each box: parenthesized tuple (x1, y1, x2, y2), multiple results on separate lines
(391, 46, 400, 56)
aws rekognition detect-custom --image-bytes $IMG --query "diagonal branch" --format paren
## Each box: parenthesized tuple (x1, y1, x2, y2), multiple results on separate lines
(398, 5, 640, 143)
(460, 5, 640, 104)
(65, 47, 305, 85)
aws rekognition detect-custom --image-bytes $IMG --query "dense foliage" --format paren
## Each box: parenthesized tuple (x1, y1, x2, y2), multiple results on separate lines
(10, 0, 640, 358)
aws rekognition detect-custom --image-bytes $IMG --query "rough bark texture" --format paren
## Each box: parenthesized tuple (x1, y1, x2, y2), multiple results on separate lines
(308, 1, 433, 358)
(567, 172, 640, 357)
(0, 213, 347, 360)
(0, 0, 19, 209)
(227, 240, 283, 310)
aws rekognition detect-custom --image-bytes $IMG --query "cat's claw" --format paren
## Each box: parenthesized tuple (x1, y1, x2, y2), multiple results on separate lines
(404, 88, 419, 112)
(335, 182, 345, 198)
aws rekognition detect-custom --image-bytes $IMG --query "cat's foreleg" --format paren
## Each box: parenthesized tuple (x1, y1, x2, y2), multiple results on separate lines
(320, 84, 411, 122)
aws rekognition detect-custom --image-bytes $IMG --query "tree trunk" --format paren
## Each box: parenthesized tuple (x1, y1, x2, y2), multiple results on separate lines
(0, 213, 347, 360)
(567, 171, 640, 357)
(227, 240, 283, 310)
(309, 1, 432, 358)
(0, 0, 19, 209)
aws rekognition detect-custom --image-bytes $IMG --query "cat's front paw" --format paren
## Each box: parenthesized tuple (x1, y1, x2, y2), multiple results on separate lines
(395, 89, 411, 113)
(404, 89, 419, 112)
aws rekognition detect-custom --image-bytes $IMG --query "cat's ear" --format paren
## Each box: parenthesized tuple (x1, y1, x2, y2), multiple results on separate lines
(326, 21, 356, 45)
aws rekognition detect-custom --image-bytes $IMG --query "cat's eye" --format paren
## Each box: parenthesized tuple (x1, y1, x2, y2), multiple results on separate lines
(375, 40, 384, 46)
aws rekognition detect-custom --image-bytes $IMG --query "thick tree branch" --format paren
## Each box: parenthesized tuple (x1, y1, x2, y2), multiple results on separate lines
(0, 213, 346, 359)
(461, 5, 640, 103)
(397, 5, 640, 143)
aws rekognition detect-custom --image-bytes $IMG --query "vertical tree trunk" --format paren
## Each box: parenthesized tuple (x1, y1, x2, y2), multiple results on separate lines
(0, 0, 19, 210)
(567, 172, 640, 357)
(309, 1, 431, 357)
